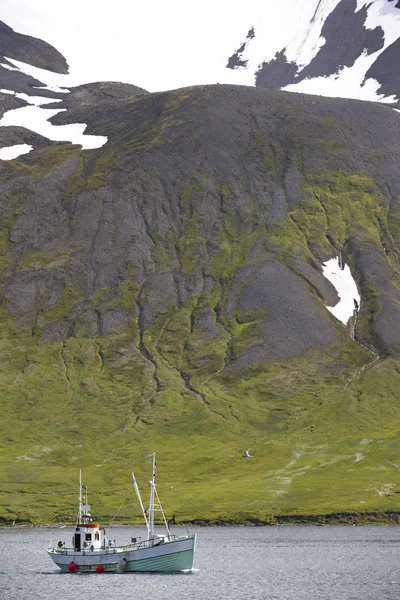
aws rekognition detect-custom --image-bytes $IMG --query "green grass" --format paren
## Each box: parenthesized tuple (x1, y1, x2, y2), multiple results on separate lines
(1, 167, 400, 524)
(0, 326, 400, 524)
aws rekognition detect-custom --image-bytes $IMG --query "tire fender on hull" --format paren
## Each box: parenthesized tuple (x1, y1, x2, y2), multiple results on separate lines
(117, 557, 127, 573)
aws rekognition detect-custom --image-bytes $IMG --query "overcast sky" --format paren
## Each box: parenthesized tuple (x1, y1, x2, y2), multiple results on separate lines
(1, 0, 341, 92)
(1, 0, 399, 99)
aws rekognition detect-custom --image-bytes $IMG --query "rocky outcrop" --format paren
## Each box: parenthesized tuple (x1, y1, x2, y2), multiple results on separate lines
(0, 20, 68, 74)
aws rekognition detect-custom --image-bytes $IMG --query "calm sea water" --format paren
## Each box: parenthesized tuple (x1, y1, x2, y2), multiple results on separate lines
(1, 525, 399, 600)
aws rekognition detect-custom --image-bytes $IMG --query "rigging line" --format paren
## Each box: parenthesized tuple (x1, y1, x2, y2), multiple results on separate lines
(158, 487, 181, 531)
(109, 486, 132, 526)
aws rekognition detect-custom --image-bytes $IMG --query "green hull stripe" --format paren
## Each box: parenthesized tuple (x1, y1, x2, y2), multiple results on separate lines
(58, 548, 195, 573)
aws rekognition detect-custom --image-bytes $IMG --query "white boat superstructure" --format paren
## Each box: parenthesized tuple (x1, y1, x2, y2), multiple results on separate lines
(47, 453, 196, 573)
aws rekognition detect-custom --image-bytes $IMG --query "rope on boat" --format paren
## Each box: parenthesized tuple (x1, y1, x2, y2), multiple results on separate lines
(109, 486, 132, 526)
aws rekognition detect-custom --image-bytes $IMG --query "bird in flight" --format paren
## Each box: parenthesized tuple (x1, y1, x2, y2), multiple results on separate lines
(243, 449, 253, 458)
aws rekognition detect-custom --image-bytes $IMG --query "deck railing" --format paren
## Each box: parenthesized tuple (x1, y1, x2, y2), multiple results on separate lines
(49, 534, 185, 554)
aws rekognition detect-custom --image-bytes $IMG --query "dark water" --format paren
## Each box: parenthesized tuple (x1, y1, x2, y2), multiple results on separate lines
(1, 525, 400, 599)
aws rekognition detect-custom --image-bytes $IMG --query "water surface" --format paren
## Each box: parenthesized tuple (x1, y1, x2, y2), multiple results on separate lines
(1, 525, 399, 599)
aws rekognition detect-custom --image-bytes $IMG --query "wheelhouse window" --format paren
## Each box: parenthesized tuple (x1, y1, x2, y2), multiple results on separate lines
(85, 533, 92, 541)
(95, 533, 100, 541)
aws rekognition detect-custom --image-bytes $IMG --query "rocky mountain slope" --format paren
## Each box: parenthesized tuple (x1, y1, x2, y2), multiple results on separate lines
(0, 17, 400, 524)
(1, 81, 400, 522)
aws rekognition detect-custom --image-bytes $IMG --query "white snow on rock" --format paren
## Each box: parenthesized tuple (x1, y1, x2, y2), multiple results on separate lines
(0, 1, 376, 92)
(284, 53, 398, 104)
(4, 58, 70, 93)
(236, 0, 343, 79)
(0, 143, 33, 160)
(0, 105, 107, 150)
(0, 59, 107, 152)
(284, 0, 400, 103)
(1, 62, 19, 71)
(0, 87, 62, 106)
(2, 0, 399, 101)
(322, 257, 361, 324)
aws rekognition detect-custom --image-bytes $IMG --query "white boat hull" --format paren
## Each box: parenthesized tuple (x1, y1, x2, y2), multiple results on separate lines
(48, 535, 196, 573)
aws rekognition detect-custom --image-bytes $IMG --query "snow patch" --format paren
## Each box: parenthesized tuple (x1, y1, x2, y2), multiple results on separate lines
(359, 0, 400, 48)
(0, 88, 62, 106)
(1, 62, 19, 71)
(0, 105, 107, 149)
(285, 0, 343, 67)
(284, 51, 398, 103)
(322, 257, 361, 324)
(284, 0, 400, 103)
(0, 143, 33, 160)
(0, 59, 107, 152)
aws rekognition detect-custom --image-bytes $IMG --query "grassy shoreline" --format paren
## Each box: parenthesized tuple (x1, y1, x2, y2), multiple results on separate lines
(1, 511, 400, 528)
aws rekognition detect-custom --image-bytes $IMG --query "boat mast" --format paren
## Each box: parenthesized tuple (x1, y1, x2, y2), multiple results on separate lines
(131, 472, 150, 532)
(78, 469, 82, 524)
(149, 452, 156, 538)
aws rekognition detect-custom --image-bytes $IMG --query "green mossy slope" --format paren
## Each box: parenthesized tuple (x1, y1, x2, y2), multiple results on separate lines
(1, 86, 400, 523)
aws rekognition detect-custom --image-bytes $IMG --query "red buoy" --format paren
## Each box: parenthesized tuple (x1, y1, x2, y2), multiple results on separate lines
(96, 564, 104, 573)
(67, 561, 78, 572)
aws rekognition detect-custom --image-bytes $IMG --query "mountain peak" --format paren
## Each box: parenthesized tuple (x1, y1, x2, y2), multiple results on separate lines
(0, 20, 68, 74)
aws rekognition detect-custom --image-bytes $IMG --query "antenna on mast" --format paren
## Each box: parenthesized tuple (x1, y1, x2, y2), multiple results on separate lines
(78, 469, 82, 524)
(132, 453, 171, 543)
(148, 452, 156, 539)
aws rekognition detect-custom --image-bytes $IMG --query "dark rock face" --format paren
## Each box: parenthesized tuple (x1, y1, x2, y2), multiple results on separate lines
(0, 20, 69, 102)
(227, 27, 255, 70)
(225, 0, 400, 102)
(0, 125, 54, 149)
(48, 81, 149, 113)
(0, 20, 68, 73)
(295, 0, 384, 81)
(232, 258, 340, 369)
(0, 64, 64, 99)
(256, 0, 385, 90)
(2, 84, 400, 368)
(364, 37, 400, 100)
(0, 91, 26, 118)
(256, 50, 299, 90)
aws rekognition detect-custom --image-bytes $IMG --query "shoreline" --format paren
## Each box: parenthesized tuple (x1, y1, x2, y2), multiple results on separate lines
(1, 511, 400, 528)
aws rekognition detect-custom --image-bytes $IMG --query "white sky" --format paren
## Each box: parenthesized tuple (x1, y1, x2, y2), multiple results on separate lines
(1, 0, 398, 97)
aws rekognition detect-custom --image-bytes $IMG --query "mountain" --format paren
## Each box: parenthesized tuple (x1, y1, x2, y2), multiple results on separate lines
(0, 20, 67, 100)
(2, 1, 400, 102)
(1, 16, 400, 525)
(227, 0, 400, 103)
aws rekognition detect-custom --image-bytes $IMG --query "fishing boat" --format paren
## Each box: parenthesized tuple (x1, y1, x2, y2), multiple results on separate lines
(47, 453, 196, 573)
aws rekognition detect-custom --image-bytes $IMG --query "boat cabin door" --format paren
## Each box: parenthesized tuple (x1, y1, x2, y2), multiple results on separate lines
(74, 533, 81, 551)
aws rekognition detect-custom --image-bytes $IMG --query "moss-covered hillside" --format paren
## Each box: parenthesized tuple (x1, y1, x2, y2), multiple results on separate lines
(0, 85, 400, 524)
